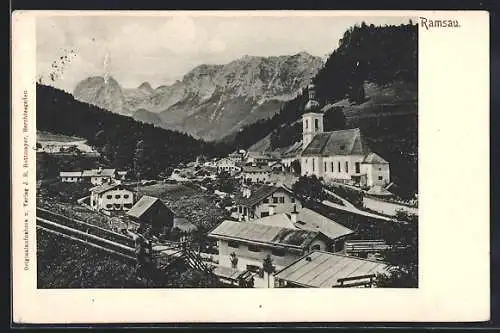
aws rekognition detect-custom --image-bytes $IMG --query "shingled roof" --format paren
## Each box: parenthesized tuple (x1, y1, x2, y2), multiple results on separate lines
(208, 220, 319, 250)
(236, 185, 298, 207)
(126, 195, 162, 219)
(275, 250, 390, 288)
(89, 182, 122, 194)
(301, 128, 371, 157)
(294, 208, 354, 240)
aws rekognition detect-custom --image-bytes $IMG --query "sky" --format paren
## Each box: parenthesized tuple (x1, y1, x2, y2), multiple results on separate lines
(36, 13, 414, 92)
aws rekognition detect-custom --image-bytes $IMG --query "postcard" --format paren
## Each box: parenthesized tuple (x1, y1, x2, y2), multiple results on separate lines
(11, 10, 490, 323)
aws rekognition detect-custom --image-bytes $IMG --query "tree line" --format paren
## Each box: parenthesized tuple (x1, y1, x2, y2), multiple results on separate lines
(36, 84, 233, 179)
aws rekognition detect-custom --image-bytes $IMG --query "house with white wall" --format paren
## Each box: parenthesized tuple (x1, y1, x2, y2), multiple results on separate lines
(208, 220, 329, 288)
(241, 165, 272, 184)
(235, 185, 303, 221)
(216, 158, 241, 175)
(82, 167, 117, 185)
(60, 171, 82, 183)
(89, 182, 135, 212)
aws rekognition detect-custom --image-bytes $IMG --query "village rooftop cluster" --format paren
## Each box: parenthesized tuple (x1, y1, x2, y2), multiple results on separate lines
(47, 85, 417, 288)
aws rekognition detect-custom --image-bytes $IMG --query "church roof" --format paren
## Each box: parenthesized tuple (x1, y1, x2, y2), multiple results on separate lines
(301, 128, 371, 157)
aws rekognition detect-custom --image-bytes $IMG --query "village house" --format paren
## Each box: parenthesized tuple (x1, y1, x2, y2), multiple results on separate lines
(89, 182, 135, 212)
(228, 151, 244, 164)
(250, 207, 354, 252)
(208, 220, 329, 288)
(241, 165, 272, 184)
(83, 167, 117, 185)
(297, 84, 390, 188)
(235, 185, 303, 221)
(126, 195, 175, 234)
(245, 151, 272, 166)
(274, 250, 390, 288)
(216, 158, 242, 176)
(60, 171, 82, 183)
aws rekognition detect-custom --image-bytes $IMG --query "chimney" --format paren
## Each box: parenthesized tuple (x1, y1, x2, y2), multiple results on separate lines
(268, 205, 276, 216)
(291, 211, 298, 223)
(245, 188, 252, 198)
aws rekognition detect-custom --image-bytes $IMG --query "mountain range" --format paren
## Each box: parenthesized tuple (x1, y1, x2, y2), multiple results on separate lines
(73, 52, 323, 141)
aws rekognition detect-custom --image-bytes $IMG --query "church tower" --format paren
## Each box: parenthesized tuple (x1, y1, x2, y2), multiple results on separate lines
(302, 84, 324, 150)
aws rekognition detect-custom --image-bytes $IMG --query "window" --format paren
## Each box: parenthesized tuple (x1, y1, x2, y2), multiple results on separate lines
(228, 241, 239, 248)
(272, 248, 285, 257)
(248, 245, 261, 252)
(261, 212, 270, 218)
(263, 198, 269, 203)
(115, 194, 121, 199)
(378, 176, 383, 180)
(312, 159, 315, 172)
(324, 162, 327, 172)
(331, 162, 334, 172)
(345, 161, 349, 173)
(305, 119, 309, 130)
(338, 162, 341, 172)
(378, 167, 382, 171)
(279, 197, 285, 204)
(124, 194, 130, 199)
(106, 195, 112, 199)
(311, 244, 321, 251)
(340, 145, 345, 150)
(273, 197, 279, 204)
(355, 162, 360, 174)
(124, 203, 133, 209)
(315, 119, 319, 130)
(106, 204, 112, 209)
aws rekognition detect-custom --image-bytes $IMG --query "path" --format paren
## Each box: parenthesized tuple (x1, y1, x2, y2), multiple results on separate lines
(321, 199, 396, 222)
(323, 189, 356, 209)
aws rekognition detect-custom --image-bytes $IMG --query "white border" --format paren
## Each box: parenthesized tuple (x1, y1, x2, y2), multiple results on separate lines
(11, 10, 490, 323)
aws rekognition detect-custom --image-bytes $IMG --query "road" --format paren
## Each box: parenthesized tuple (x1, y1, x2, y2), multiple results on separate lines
(321, 199, 396, 222)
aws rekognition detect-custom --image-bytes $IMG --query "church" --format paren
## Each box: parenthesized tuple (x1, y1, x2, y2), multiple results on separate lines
(299, 84, 390, 189)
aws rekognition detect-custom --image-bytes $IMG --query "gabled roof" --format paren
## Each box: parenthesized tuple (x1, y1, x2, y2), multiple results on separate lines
(275, 250, 390, 288)
(252, 213, 296, 229)
(60, 171, 82, 177)
(82, 168, 116, 177)
(208, 220, 319, 250)
(301, 128, 370, 157)
(294, 208, 354, 240)
(126, 195, 163, 219)
(89, 182, 123, 194)
(362, 152, 389, 164)
(236, 185, 298, 207)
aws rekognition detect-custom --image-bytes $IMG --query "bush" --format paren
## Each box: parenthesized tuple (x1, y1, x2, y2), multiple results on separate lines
(292, 175, 326, 201)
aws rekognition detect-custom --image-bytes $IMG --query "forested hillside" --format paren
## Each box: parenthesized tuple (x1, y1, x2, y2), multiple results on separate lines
(230, 22, 417, 148)
(36, 84, 231, 178)
(229, 22, 418, 197)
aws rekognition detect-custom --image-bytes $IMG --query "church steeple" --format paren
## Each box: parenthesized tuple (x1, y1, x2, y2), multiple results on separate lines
(304, 84, 320, 113)
(302, 84, 324, 150)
